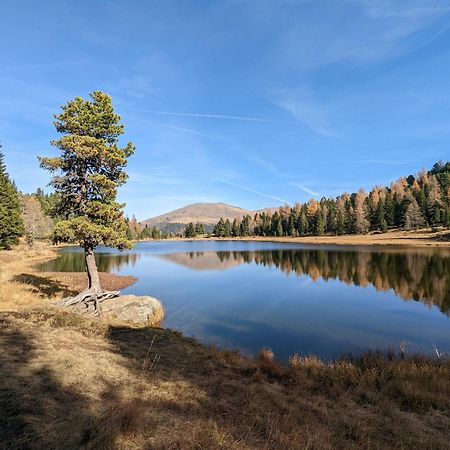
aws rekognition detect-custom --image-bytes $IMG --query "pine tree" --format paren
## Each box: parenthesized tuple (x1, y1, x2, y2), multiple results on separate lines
(336, 210, 345, 235)
(240, 215, 251, 236)
(214, 218, 225, 237)
(384, 191, 395, 227)
(195, 222, 205, 235)
(231, 218, 240, 237)
(299, 209, 308, 235)
(426, 177, 443, 225)
(222, 219, 231, 237)
(375, 199, 387, 232)
(0, 147, 24, 249)
(185, 222, 196, 238)
(315, 209, 325, 235)
(444, 205, 450, 228)
(288, 213, 296, 236)
(39, 92, 134, 299)
(276, 221, 283, 237)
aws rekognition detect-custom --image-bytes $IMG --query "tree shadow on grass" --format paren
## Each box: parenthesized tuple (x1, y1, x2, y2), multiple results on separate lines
(12, 273, 76, 298)
(0, 314, 93, 449)
(2, 310, 449, 449)
(0, 313, 240, 449)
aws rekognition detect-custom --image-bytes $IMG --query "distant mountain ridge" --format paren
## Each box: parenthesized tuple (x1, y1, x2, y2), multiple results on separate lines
(142, 202, 275, 232)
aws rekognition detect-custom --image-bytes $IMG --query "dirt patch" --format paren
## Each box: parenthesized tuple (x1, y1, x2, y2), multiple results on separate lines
(36, 272, 137, 296)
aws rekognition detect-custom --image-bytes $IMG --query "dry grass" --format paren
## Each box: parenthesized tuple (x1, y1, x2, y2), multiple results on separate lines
(0, 309, 449, 450)
(0, 242, 56, 310)
(0, 241, 136, 311)
(222, 228, 450, 248)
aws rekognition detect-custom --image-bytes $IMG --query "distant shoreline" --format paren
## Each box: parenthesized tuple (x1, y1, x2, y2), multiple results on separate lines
(147, 228, 450, 248)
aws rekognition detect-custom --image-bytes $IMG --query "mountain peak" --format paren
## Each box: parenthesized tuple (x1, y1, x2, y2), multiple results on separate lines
(142, 202, 256, 231)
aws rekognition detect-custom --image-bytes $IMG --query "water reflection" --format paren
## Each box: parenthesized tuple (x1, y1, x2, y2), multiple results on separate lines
(42, 246, 450, 315)
(38, 242, 450, 359)
(162, 248, 450, 314)
(39, 251, 141, 273)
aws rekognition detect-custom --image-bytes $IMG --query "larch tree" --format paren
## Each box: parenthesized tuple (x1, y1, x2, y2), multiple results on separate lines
(404, 199, 425, 230)
(354, 188, 370, 234)
(20, 194, 53, 245)
(0, 146, 24, 249)
(39, 91, 135, 307)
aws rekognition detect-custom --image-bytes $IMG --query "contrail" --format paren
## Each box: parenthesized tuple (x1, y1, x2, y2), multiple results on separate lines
(141, 109, 269, 123)
(290, 182, 320, 197)
(216, 180, 288, 204)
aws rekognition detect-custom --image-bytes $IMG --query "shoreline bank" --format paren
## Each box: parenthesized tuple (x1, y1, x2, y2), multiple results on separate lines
(153, 228, 450, 248)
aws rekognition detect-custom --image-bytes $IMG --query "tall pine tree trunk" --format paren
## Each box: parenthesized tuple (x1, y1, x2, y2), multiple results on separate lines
(85, 246, 102, 293)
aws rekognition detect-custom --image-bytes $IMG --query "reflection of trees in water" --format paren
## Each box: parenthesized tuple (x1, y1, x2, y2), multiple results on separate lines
(40, 252, 140, 273)
(43, 248, 450, 314)
(221, 249, 450, 314)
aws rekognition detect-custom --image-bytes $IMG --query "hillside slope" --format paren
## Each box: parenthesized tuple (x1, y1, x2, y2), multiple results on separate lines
(142, 202, 254, 228)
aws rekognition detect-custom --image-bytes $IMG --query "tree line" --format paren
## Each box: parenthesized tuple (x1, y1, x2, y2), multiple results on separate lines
(184, 222, 205, 238)
(212, 162, 450, 238)
(125, 215, 172, 240)
(0, 167, 170, 249)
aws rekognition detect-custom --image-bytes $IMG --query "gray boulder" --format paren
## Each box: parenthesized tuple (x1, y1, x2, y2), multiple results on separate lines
(101, 295, 164, 326)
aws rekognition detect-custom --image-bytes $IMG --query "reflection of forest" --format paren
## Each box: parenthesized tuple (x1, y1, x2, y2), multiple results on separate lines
(179, 249, 450, 314)
(39, 252, 141, 273)
(41, 248, 450, 314)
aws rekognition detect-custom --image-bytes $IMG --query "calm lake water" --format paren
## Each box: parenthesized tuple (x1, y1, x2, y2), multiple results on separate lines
(39, 240, 450, 361)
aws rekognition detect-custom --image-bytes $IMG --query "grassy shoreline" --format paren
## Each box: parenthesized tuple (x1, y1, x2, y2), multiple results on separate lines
(1, 242, 450, 449)
(158, 228, 450, 248)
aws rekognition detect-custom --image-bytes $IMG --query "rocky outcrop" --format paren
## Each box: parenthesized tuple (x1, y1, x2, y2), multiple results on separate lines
(100, 295, 164, 326)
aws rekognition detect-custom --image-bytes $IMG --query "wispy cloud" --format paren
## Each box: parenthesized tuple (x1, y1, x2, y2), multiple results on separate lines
(272, 0, 450, 71)
(129, 116, 219, 139)
(139, 109, 270, 123)
(269, 89, 337, 137)
(129, 115, 287, 178)
(215, 179, 288, 204)
(289, 182, 320, 197)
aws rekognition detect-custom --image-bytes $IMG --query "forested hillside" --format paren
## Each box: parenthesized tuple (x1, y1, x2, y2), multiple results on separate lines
(212, 162, 450, 237)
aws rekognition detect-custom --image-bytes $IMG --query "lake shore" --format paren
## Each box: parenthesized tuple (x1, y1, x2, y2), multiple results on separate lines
(166, 228, 450, 247)
(0, 242, 137, 311)
(1, 242, 449, 449)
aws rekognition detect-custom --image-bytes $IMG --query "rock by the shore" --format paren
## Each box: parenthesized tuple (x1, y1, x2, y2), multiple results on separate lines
(100, 295, 164, 326)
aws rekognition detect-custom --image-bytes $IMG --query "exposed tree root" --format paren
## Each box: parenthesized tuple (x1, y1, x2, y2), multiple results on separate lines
(53, 289, 119, 317)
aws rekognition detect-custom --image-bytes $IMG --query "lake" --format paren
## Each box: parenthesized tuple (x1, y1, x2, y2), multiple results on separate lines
(39, 240, 450, 361)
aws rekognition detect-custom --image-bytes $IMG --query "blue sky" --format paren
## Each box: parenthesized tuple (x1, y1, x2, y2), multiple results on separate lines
(1, 0, 450, 220)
